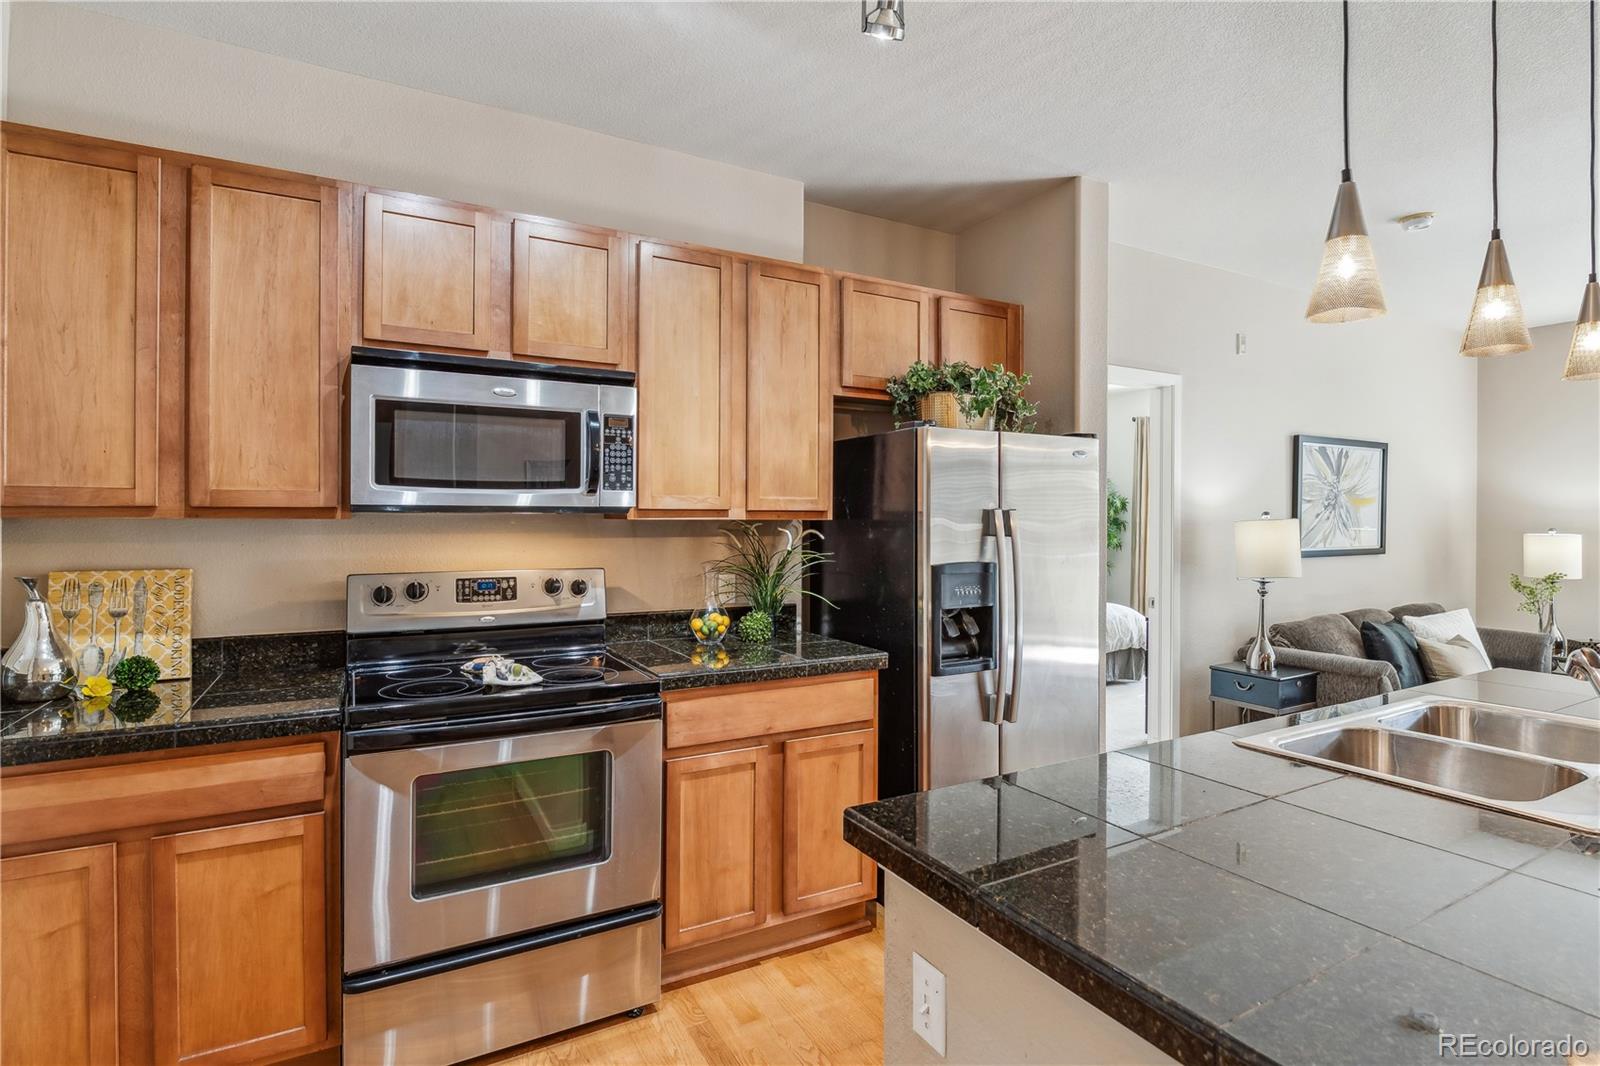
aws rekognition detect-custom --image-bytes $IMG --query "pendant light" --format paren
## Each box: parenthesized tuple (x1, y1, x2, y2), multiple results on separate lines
(1461, 0, 1534, 357)
(1565, 0, 1600, 380)
(1306, 0, 1387, 323)
(862, 0, 904, 41)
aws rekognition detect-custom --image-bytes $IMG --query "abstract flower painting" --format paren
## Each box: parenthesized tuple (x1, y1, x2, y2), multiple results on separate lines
(1293, 435, 1387, 557)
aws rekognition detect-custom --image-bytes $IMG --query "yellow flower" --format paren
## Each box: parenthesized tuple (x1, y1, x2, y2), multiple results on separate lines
(79, 675, 113, 699)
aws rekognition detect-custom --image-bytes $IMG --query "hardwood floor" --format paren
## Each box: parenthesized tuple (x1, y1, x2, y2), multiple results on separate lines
(485, 926, 883, 1066)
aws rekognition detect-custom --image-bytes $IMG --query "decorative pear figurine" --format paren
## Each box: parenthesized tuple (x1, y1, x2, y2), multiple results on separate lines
(2, 577, 78, 703)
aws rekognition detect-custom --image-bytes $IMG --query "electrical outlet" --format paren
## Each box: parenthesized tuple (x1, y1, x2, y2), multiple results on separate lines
(1235, 332, 1247, 355)
(911, 952, 946, 1056)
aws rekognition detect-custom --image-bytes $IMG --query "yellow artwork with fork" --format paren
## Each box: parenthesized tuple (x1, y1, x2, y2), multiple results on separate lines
(46, 569, 193, 680)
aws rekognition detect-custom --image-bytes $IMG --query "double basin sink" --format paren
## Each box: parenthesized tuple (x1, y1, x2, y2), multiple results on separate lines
(1235, 697, 1600, 833)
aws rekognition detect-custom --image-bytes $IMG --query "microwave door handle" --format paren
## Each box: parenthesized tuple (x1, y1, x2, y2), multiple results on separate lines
(584, 410, 602, 495)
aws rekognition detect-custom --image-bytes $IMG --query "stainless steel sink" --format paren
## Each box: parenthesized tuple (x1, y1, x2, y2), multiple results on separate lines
(1235, 697, 1600, 833)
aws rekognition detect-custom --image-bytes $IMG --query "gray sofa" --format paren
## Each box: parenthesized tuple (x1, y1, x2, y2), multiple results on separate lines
(1242, 601, 1554, 708)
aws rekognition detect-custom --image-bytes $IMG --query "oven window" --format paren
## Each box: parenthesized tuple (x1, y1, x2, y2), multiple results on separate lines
(412, 752, 611, 898)
(374, 399, 582, 490)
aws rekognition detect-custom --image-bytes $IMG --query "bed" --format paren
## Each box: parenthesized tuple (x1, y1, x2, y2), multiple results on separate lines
(1106, 601, 1148, 682)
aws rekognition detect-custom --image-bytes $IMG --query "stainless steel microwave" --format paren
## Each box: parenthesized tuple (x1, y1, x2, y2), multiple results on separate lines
(347, 347, 636, 513)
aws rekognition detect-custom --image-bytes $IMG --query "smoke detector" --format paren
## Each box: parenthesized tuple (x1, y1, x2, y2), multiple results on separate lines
(1396, 212, 1436, 232)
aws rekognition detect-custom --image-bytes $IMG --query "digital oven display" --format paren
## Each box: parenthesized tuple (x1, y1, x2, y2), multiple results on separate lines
(455, 576, 517, 603)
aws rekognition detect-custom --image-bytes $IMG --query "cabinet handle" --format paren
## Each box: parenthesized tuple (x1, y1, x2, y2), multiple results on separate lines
(1233, 680, 1254, 692)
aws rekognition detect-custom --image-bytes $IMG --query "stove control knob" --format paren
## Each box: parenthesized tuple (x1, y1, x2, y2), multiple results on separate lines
(570, 578, 589, 597)
(370, 584, 395, 607)
(543, 577, 564, 597)
(404, 581, 429, 602)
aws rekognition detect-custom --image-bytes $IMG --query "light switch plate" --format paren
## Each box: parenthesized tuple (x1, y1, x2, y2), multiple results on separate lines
(911, 952, 946, 1056)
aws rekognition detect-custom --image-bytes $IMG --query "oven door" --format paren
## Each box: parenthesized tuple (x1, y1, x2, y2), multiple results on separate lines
(342, 696, 662, 975)
(348, 359, 636, 512)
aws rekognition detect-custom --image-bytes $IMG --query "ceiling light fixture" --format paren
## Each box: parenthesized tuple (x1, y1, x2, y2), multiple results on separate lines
(1306, 0, 1386, 323)
(1461, 0, 1534, 358)
(862, 0, 904, 42)
(1565, 0, 1600, 380)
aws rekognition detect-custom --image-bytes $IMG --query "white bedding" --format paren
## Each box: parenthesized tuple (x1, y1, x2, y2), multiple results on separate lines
(1106, 602, 1147, 653)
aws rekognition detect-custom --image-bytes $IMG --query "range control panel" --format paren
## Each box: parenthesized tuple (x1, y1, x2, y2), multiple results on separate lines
(602, 415, 635, 493)
(346, 568, 607, 634)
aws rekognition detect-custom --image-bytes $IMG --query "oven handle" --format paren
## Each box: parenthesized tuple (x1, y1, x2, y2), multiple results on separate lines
(342, 901, 662, 995)
(344, 693, 663, 755)
(584, 409, 602, 495)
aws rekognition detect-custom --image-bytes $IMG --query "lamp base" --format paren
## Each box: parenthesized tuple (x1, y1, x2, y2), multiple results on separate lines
(1246, 579, 1276, 673)
(1539, 603, 1569, 662)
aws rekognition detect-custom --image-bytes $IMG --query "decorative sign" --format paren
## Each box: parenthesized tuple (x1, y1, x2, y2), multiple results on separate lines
(45, 569, 193, 680)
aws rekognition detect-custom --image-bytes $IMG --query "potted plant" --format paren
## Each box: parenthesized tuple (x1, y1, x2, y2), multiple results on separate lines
(884, 360, 1036, 431)
(1509, 571, 1566, 637)
(710, 523, 834, 643)
(963, 363, 1039, 433)
(1106, 481, 1129, 572)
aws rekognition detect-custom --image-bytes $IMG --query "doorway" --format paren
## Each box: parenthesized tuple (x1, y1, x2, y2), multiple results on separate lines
(1104, 366, 1181, 748)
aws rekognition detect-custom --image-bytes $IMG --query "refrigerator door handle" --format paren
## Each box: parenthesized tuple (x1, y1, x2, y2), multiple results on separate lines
(1001, 508, 1023, 723)
(985, 507, 1010, 725)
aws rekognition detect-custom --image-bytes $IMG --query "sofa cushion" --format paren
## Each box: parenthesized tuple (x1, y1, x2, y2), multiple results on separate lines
(1389, 602, 1446, 621)
(1343, 607, 1394, 630)
(1270, 613, 1365, 659)
(1402, 607, 1491, 666)
(1415, 635, 1491, 680)
(1361, 620, 1426, 689)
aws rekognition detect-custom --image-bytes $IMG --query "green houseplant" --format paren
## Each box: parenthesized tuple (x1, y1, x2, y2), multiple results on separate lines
(1509, 571, 1565, 621)
(884, 361, 1035, 431)
(1106, 482, 1129, 572)
(711, 523, 834, 643)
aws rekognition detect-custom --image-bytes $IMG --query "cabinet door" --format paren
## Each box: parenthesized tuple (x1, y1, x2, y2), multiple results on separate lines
(0, 844, 119, 1066)
(838, 276, 932, 393)
(1, 132, 160, 508)
(362, 192, 495, 350)
(938, 295, 1021, 372)
(782, 728, 876, 914)
(512, 219, 626, 367)
(636, 241, 735, 511)
(189, 167, 342, 510)
(151, 814, 326, 1066)
(746, 261, 831, 514)
(664, 746, 769, 949)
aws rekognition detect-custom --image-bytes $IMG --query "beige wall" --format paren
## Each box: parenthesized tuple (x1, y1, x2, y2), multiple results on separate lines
(1, 3, 807, 641)
(1476, 322, 1600, 637)
(1109, 243, 1478, 735)
(803, 202, 958, 291)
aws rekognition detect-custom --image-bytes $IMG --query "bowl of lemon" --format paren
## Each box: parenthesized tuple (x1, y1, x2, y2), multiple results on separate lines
(688, 604, 731, 646)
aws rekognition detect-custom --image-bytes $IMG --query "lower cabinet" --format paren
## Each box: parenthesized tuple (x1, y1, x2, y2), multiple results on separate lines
(661, 673, 878, 983)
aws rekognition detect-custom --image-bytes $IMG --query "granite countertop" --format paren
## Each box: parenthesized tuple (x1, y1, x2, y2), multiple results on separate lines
(845, 668, 1600, 1066)
(1, 632, 345, 767)
(607, 610, 887, 690)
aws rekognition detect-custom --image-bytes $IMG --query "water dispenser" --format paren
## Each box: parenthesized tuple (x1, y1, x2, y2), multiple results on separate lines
(931, 562, 996, 676)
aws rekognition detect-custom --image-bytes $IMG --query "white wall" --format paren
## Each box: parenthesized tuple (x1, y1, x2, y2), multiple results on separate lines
(1105, 387, 1155, 607)
(1, 3, 806, 641)
(1476, 322, 1600, 638)
(1109, 244, 1478, 735)
(802, 202, 957, 291)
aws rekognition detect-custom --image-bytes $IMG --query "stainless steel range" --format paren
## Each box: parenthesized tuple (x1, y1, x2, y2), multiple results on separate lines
(340, 568, 661, 1066)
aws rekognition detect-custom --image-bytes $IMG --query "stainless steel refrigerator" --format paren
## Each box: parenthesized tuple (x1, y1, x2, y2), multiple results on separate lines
(811, 427, 1101, 798)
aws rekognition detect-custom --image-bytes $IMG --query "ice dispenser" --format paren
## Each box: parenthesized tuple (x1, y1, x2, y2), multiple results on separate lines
(931, 562, 996, 675)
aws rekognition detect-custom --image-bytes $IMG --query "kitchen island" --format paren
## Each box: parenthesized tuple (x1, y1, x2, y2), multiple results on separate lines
(845, 668, 1599, 1065)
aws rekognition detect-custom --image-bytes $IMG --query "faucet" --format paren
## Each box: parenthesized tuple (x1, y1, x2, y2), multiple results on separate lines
(1568, 647, 1600, 696)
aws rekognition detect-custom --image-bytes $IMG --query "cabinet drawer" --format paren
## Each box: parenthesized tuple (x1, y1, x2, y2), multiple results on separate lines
(1209, 670, 1316, 710)
(665, 674, 876, 750)
(0, 742, 326, 846)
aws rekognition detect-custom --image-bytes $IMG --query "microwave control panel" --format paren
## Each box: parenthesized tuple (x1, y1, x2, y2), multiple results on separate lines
(603, 415, 635, 492)
(455, 576, 518, 604)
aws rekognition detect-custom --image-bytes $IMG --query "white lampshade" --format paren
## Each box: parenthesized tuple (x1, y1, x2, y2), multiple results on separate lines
(1236, 514, 1304, 580)
(1523, 530, 1583, 580)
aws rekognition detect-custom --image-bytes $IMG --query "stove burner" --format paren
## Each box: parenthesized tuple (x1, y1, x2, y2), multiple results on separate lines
(541, 666, 615, 685)
(532, 654, 602, 669)
(378, 677, 481, 701)
(384, 665, 454, 682)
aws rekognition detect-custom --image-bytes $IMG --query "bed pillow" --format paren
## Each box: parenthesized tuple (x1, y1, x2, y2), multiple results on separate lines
(1415, 635, 1491, 681)
(1401, 608, 1491, 667)
(1360, 620, 1426, 689)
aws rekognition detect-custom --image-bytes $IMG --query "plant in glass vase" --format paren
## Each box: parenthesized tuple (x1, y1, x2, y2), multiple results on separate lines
(711, 523, 834, 643)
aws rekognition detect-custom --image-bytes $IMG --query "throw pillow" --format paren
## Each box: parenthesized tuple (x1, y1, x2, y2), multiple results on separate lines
(1360, 620, 1426, 689)
(1401, 608, 1491, 667)
(1415, 635, 1491, 681)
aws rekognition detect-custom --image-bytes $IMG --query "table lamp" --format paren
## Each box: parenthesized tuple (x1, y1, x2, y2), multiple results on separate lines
(1522, 529, 1584, 658)
(1235, 511, 1304, 672)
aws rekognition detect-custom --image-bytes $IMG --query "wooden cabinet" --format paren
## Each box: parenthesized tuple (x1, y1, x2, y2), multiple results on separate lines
(939, 295, 1021, 373)
(635, 241, 736, 512)
(0, 844, 119, 1066)
(661, 673, 878, 984)
(838, 276, 933, 394)
(744, 261, 831, 515)
(189, 167, 343, 510)
(512, 219, 627, 367)
(1, 131, 160, 509)
(151, 815, 326, 1065)
(362, 192, 499, 351)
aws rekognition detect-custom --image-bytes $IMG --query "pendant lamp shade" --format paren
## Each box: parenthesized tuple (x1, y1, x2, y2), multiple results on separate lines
(1307, 180, 1386, 322)
(1461, 235, 1534, 356)
(1566, 1, 1600, 380)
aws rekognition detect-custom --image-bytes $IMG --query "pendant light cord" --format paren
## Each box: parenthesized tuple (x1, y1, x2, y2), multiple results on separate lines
(1341, 0, 1351, 181)
(1492, 0, 1501, 237)
(1589, 0, 1596, 278)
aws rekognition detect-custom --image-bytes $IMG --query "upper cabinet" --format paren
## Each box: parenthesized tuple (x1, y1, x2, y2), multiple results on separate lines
(837, 276, 932, 395)
(189, 167, 344, 511)
(1, 131, 160, 510)
(362, 192, 500, 351)
(938, 295, 1021, 374)
(512, 219, 627, 367)
(745, 261, 831, 516)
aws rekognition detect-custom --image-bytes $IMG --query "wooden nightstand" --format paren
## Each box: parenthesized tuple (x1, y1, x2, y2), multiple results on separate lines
(1209, 662, 1318, 729)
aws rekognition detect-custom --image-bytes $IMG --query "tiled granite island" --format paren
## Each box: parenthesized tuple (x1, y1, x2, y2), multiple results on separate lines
(845, 668, 1599, 1065)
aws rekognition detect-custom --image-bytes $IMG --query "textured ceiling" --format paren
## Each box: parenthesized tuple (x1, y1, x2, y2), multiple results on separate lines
(76, 1, 1600, 330)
